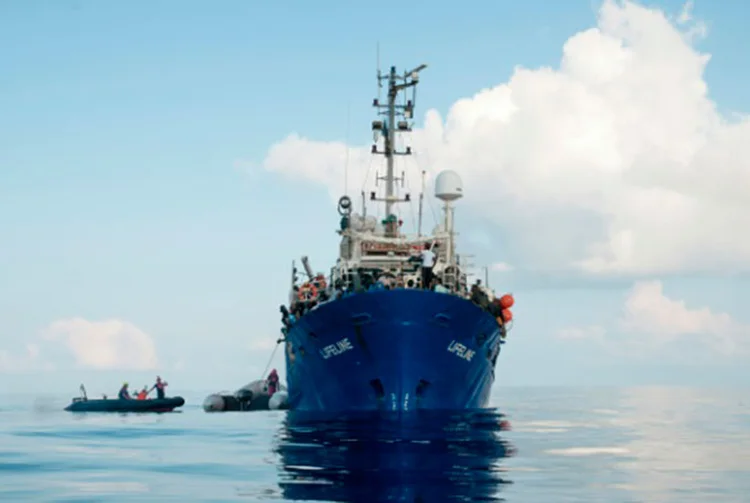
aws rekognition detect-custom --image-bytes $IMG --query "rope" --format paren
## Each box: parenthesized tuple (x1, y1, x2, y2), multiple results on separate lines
(260, 339, 281, 379)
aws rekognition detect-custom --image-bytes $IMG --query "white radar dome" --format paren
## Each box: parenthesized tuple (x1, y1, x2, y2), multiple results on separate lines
(434, 170, 464, 202)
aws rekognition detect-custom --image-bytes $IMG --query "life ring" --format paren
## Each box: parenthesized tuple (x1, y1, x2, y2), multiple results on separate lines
(298, 283, 318, 302)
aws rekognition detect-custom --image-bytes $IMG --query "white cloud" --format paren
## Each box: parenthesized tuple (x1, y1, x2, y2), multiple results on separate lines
(676, 0, 694, 23)
(620, 280, 747, 355)
(556, 279, 748, 357)
(259, 0, 750, 277)
(675, 0, 707, 41)
(42, 318, 159, 371)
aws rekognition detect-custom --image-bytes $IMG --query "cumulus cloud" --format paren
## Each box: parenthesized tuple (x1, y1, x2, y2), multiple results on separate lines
(620, 280, 747, 355)
(259, 0, 750, 277)
(559, 279, 748, 356)
(42, 318, 159, 371)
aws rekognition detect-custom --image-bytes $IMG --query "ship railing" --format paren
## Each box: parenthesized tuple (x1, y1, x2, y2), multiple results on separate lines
(329, 257, 470, 297)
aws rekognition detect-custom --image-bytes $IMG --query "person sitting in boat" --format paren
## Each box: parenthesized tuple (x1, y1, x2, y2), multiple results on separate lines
(267, 368, 279, 396)
(151, 376, 168, 399)
(118, 382, 131, 400)
(137, 386, 149, 400)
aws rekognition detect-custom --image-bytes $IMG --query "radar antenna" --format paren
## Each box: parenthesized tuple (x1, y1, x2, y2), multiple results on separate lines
(370, 62, 427, 236)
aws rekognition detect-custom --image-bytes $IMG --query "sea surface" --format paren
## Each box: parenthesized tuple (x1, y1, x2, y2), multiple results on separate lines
(1, 386, 749, 502)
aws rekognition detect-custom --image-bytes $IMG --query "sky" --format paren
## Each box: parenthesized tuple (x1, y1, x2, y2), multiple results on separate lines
(1, 0, 750, 394)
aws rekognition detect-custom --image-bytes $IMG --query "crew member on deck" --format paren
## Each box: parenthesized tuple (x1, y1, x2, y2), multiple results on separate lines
(151, 376, 168, 399)
(432, 276, 450, 294)
(420, 243, 437, 289)
(118, 382, 131, 400)
(470, 280, 490, 310)
(137, 386, 148, 400)
(267, 368, 279, 397)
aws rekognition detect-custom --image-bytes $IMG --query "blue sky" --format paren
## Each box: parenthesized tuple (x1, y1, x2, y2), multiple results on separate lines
(2, 0, 749, 394)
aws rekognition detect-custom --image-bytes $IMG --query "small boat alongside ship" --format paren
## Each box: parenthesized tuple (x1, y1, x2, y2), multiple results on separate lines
(202, 379, 289, 412)
(64, 385, 185, 413)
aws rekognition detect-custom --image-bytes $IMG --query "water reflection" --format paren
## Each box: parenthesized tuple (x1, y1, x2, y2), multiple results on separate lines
(274, 409, 515, 502)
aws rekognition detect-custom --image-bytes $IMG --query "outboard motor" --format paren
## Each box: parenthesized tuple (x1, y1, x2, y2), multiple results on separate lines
(235, 388, 254, 410)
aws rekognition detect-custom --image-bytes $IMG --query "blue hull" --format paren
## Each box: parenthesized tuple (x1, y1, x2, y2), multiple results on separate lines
(284, 289, 504, 412)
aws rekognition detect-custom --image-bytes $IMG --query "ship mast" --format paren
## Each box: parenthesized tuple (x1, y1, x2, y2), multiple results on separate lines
(370, 63, 427, 235)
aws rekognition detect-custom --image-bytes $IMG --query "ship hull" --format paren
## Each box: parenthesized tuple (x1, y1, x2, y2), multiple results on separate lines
(284, 289, 504, 412)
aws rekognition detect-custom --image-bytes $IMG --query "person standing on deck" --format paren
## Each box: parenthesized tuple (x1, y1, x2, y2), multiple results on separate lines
(420, 243, 437, 289)
(267, 369, 279, 397)
(151, 376, 168, 399)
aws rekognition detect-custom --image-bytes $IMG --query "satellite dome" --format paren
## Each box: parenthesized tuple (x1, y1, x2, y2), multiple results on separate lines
(434, 170, 464, 202)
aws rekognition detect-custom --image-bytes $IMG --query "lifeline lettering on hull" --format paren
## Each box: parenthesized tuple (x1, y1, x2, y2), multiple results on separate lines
(447, 340, 475, 362)
(320, 338, 354, 359)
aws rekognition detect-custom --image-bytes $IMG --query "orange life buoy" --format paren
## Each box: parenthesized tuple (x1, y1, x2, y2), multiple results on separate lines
(499, 294, 514, 309)
(501, 308, 513, 323)
(298, 283, 318, 302)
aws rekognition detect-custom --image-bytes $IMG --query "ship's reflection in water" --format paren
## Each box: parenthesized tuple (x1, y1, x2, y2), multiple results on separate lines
(274, 409, 515, 502)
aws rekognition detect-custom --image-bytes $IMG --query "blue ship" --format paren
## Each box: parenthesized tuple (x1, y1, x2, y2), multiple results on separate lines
(279, 62, 515, 412)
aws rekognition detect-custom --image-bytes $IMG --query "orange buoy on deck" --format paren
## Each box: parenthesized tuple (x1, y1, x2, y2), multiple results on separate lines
(499, 294, 514, 309)
(501, 308, 513, 322)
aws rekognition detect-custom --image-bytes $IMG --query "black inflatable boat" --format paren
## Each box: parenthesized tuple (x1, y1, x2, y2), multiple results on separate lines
(65, 396, 185, 413)
(64, 384, 185, 413)
(203, 379, 288, 412)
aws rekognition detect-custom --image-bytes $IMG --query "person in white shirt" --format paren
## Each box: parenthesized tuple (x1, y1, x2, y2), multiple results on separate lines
(420, 243, 437, 289)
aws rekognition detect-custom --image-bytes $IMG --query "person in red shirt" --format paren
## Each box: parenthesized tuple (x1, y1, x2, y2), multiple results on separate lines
(267, 369, 279, 397)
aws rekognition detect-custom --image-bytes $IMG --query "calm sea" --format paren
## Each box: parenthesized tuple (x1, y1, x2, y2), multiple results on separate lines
(1, 386, 749, 502)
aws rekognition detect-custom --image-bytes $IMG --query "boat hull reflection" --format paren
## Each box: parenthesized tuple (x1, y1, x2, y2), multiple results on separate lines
(274, 409, 515, 502)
